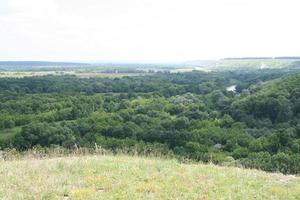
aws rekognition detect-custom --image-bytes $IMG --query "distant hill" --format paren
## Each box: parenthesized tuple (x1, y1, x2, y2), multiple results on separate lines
(0, 61, 91, 71)
(0, 61, 184, 72)
(204, 58, 300, 71)
(0, 61, 88, 66)
(224, 57, 300, 60)
(182, 57, 300, 70)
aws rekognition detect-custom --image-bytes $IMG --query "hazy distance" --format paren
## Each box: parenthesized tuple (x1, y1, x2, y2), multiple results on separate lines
(1, 0, 300, 62)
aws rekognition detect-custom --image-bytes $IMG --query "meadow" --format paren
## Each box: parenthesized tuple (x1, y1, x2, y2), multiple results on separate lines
(0, 151, 299, 200)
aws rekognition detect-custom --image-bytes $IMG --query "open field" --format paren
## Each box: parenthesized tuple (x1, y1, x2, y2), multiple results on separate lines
(0, 154, 299, 200)
(0, 71, 76, 78)
(202, 59, 300, 71)
(0, 71, 146, 78)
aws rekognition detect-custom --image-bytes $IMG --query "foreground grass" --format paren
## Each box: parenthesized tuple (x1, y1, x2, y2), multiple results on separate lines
(0, 154, 299, 200)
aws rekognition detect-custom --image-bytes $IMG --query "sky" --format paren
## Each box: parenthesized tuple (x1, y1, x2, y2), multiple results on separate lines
(0, 0, 300, 62)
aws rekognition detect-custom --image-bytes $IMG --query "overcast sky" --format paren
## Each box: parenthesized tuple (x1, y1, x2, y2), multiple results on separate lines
(0, 0, 299, 62)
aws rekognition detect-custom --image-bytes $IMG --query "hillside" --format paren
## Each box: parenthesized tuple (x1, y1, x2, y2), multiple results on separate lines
(1, 71, 300, 174)
(0, 154, 299, 200)
(0, 61, 91, 71)
(201, 59, 300, 71)
(0, 155, 300, 200)
(231, 73, 300, 125)
(260, 73, 300, 94)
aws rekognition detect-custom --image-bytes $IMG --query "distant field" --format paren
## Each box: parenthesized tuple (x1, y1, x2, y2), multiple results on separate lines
(75, 72, 146, 78)
(0, 71, 146, 78)
(0, 154, 299, 200)
(203, 59, 300, 71)
(170, 68, 195, 73)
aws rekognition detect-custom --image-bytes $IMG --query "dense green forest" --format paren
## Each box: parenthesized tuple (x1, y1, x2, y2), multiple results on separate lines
(1, 69, 300, 174)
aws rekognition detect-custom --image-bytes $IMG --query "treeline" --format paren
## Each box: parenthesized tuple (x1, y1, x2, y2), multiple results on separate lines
(1, 70, 300, 174)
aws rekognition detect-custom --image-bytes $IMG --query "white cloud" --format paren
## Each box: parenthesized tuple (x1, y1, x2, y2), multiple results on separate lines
(0, 0, 300, 61)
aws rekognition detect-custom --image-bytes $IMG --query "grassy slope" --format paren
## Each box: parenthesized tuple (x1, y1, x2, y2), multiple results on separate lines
(205, 59, 299, 70)
(0, 155, 299, 200)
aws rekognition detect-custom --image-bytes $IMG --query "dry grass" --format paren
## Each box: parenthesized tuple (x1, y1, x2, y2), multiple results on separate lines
(0, 154, 299, 200)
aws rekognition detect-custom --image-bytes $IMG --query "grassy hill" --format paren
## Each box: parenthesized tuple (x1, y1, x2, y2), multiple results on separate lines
(201, 58, 300, 71)
(0, 154, 299, 200)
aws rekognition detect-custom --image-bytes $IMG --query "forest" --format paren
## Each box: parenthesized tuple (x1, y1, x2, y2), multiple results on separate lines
(1, 68, 300, 174)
